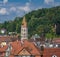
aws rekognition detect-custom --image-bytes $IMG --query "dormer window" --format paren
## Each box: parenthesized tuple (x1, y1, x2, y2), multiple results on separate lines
(52, 55, 57, 57)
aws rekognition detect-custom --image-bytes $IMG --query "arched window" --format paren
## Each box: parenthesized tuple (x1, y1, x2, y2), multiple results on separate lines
(52, 55, 57, 57)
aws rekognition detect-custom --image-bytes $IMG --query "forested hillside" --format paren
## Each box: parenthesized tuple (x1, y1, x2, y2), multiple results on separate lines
(0, 6, 60, 38)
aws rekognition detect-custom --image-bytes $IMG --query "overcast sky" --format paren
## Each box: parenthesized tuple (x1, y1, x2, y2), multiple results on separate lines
(0, 0, 60, 23)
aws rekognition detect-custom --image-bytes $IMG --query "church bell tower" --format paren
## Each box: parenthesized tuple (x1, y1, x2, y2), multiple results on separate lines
(21, 16, 28, 41)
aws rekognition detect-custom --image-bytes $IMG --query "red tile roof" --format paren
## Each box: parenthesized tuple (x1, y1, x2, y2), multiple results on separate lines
(53, 38, 60, 44)
(0, 39, 60, 57)
(43, 48, 60, 57)
(10, 40, 40, 55)
(0, 46, 8, 52)
(10, 40, 60, 57)
(0, 46, 8, 57)
(0, 36, 18, 42)
(9, 55, 14, 57)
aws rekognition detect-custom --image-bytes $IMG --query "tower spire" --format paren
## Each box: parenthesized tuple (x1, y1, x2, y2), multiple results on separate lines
(22, 16, 27, 27)
(21, 16, 28, 42)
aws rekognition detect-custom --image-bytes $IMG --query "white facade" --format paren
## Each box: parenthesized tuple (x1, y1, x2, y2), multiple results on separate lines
(21, 26, 28, 40)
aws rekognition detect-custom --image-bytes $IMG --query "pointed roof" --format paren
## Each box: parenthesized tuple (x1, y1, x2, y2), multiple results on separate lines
(22, 16, 27, 27)
(18, 48, 31, 55)
(10, 40, 40, 55)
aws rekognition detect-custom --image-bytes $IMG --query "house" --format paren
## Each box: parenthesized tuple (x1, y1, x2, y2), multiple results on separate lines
(0, 16, 60, 57)
(9, 40, 40, 57)
(0, 35, 19, 47)
(5, 16, 41, 57)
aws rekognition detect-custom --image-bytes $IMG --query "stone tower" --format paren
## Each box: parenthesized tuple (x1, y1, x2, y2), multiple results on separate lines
(21, 16, 28, 42)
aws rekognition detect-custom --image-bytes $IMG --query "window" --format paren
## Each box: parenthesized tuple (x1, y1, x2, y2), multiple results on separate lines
(52, 55, 57, 57)
(15, 55, 34, 57)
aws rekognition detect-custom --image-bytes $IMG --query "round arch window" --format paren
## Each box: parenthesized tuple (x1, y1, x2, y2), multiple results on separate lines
(52, 55, 57, 57)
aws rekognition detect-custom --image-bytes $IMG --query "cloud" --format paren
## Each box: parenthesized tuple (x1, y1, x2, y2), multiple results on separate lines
(3, 0, 8, 4)
(0, 8, 9, 15)
(10, 7, 16, 11)
(18, 2, 31, 12)
(54, 2, 60, 6)
(18, 6, 30, 12)
(44, 0, 54, 4)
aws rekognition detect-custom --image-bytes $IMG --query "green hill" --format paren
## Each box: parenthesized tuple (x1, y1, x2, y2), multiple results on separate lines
(0, 6, 60, 38)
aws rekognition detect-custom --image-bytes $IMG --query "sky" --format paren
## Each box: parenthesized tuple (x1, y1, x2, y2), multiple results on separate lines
(0, 0, 60, 23)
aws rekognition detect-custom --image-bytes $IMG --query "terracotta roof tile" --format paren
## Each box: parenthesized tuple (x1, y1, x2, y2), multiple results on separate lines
(53, 38, 60, 43)
(0, 36, 18, 42)
(9, 55, 14, 57)
(1, 40, 59, 57)
(10, 40, 40, 55)
(0, 45, 8, 52)
(10, 40, 60, 57)
(43, 48, 60, 57)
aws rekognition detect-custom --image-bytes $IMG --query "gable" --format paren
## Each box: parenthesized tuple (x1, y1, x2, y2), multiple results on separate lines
(18, 48, 31, 55)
